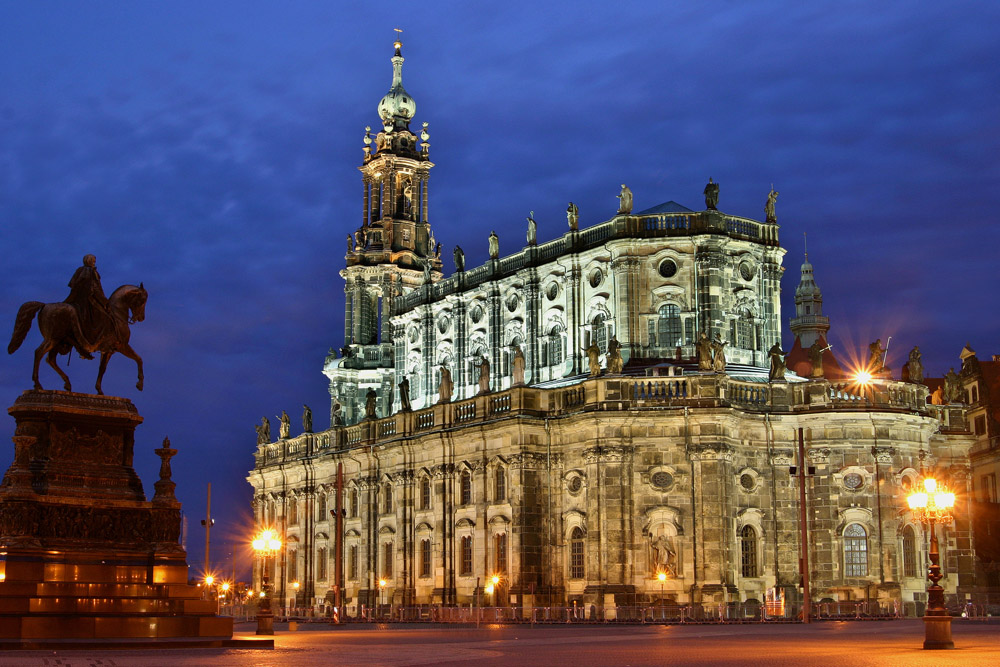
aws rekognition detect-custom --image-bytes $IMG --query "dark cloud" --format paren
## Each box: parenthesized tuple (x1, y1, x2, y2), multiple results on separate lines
(1, 1, 998, 578)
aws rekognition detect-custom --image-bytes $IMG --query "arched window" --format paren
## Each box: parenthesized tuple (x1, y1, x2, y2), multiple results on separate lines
(547, 325, 565, 367)
(317, 494, 327, 520)
(460, 471, 472, 505)
(902, 525, 917, 578)
(736, 309, 755, 350)
(592, 313, 608, 353)
(570, 527, 585, 579)
(348, 544, 358, 580)
(420, 477, 431, 510)
(288, 499, 298, 526)
(383, 483, 393, 514)
(460, 536, 473, 575)
(420, 539, 432, 578)
(740, 525, 758, 578)
(495, 467, 506, 503)
(382, 541, 393, 578)
(657, 305, 682, 348)
(349, 488, 359, 518)
(494, 533, 508, 573)
(317, 547, 328, 580)
(844, 523, 868, 577)
(288, 550, 298, 581)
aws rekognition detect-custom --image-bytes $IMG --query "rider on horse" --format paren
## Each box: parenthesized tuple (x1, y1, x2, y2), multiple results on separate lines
(63, 254, 111, 359)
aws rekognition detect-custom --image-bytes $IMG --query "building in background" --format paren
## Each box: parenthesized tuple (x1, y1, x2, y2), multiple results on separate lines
(249, 41, 979, 618)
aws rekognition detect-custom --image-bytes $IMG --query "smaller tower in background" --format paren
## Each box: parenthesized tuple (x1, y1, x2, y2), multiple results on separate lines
(789, 234, 829, 349)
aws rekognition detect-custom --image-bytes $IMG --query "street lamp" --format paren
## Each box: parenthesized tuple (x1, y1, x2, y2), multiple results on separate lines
(252, 528, 282, 636)
(907, 477, 956, 649)
(378, 578, 386, 619)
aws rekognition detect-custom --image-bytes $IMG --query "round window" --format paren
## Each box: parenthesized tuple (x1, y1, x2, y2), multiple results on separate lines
(843, 473, 864, 490)
(739, 261, 754, 281)
(506, 294, 519, 312)
(589, 269, 603, 288)
(437, 316, 450, 334)
(740, 473, 755, 491)
(568, 476, 582, 493)
(470, 305, 483, 323)
(545, 282, 559, 300)
(407, 327, 419, 343)
(651, 471, 674, 490)
(658, 259, 678, 279)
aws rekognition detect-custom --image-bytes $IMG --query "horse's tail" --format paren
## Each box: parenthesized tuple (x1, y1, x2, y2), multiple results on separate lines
(8, 302, 44, 354)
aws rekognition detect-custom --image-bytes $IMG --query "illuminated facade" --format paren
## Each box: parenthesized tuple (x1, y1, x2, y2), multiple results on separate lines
(249, 42, 979, 617)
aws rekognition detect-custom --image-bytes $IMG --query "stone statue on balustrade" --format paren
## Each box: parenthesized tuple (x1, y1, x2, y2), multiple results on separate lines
(277, 410, 291, 439)
(704, 178, 719, 210)
(808, 340, 825, 379)
(867, 339, 888, 374)
(906, 346, 924, 383)
(347, 234, 355, 253)
(255, 416, 271, 445)
(512, 346, 526, 386)
(696, 332, 713, 371)
(438, 366, 453, 403)
(454, 245, 465, 272)
(617, 184, 633, 215)
(567, 202, 579, 231)
(944, 368, 961, 404)
(768, 342, 787, 381)
(398, 376, 412, 411)
(711, 334, 728, 373)
(488, 231, 499, 259)
(607, 336, 623, 374)
(302, 405, 313, 433)
(478, 355, 491, 394)
(526, 211, 537, 246)
(585, 341, 602, 377)
(765, 186, 779, 223)
(331, 399, 344, 426)
(423, 259, 433, 285)
(365, 389, 378, 419)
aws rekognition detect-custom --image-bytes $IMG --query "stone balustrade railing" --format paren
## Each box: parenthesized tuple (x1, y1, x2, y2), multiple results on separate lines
(254, 374, 939, 468)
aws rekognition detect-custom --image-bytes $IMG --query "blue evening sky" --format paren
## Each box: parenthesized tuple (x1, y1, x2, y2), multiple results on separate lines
(2, 1, 998, 579)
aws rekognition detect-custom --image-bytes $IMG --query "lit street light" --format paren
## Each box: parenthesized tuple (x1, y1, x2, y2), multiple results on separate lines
(378, 578, 387, 620)
(251, 528, 282, 636)
(907, 477, 956, 649)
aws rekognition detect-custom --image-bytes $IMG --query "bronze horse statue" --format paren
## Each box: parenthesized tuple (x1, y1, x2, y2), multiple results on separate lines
(8, 284, 147, 395)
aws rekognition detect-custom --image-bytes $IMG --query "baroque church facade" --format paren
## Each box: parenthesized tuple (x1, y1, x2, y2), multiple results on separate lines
(248, 41, 978, 617)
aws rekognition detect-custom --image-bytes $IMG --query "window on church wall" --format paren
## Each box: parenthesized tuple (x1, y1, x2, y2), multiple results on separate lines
(288, 550, 298, 582)
(460, 472, 472, 505)
(349, 489, 359, 518)
(420, 477, 431, 510)
(740, 525, 758, 578)
(495, 468, 506, 503)
(420, 539, 432, 577)
(657, 305, 682, 348)
(592, 314, 608, 353)
(317, 494, 327, 520)
(289, 499, 298, 526)
(460, 536, 473, 575)
(382, 542, 393, 578)
(902, 526, 917, 578)
(317, 547, 328, 580)
(348, 545, 358, 580)
(383, 483, 393, 514)
(736, 310, 755, 350)
(570, 527, 585, 579)
(494, 533, 508, 574)
(843, 523, 869, 577)
(975, 415, 987, 436)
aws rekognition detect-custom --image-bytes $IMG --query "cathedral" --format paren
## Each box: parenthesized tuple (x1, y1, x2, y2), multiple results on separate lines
(248, 39, 978, 618)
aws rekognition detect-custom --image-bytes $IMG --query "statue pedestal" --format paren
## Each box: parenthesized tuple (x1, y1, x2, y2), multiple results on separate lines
(0, 390, 235, 647)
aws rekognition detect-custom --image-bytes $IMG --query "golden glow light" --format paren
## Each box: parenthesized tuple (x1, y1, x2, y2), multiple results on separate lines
(205, 575, 214, 586)
(293, 581, 300, 590)
(657, 572, 667, 583)
(252, 528, 282, 554)
(484, 584, 494, 595)
(221, 582, 230, 592)
(491, 575, 500, 585)
(378, 579, 386, 588)
(907, 477, 956, 521)
(854, 370, 872, 385)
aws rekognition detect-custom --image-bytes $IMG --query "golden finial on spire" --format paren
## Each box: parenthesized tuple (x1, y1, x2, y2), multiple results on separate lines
(393, 27, 403, 51)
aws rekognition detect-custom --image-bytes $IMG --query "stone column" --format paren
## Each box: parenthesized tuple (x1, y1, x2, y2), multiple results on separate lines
(525, 271, 541, 383)
(566, 263, 582, 375)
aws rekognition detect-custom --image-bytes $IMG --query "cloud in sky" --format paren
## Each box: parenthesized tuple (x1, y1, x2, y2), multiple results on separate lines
(2, 1, 998, 575)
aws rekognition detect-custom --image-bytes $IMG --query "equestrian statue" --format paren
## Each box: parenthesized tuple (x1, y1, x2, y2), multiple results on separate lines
(7, 254, 147, 395)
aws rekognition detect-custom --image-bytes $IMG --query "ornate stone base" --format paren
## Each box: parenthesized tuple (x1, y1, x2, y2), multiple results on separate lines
(923, 614, 955, 650)
(0, 390, 234, 645)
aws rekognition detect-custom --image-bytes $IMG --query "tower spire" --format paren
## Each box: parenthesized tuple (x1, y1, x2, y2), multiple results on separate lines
(789, 245, 830, 348)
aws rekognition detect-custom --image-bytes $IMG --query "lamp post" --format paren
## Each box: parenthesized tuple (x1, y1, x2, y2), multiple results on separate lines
(657, 572, 667, 621)
(378, 578, 386, 620)
(907, 477, 956, 649)
(252, 528, 282, 636)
